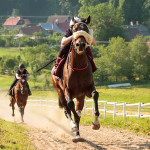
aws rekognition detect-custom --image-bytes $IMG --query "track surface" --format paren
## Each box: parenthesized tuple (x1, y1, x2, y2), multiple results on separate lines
(0, 94, 150, 150)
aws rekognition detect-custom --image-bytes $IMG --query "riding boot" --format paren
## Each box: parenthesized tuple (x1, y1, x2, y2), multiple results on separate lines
(86, 47, 97, 72)
(26, 83, 32, 96)
(52, 57, 62, 77)
(8, 79, 18, 95)
(52, 44, 71, 77)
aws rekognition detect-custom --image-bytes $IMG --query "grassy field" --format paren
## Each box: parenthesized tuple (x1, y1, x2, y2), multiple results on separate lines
(80, 112, 150, 135)
(0, 47, 20, 56)
(0, 119, 35, 150)
(0, 74, 150, 136)
(1, 74, 150, 103)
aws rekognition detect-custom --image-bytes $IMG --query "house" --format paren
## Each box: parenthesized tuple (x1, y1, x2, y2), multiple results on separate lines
(3, 16, 31, 29)
(47, 15, 70, 23)
(124, 21, 150, 40)
(57, 22, 69, 32)
(40, 22, 69, 36)
(18, 26, 43, 38)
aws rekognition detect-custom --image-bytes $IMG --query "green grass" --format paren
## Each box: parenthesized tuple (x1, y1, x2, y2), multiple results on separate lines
(0, 75, 150, 136)
(96, 84, 150, 103)
(0, 47, 20, 56)
(0, 119, 35, 150)
(1, 74, 150, 103)
(80, 112, 150, 135)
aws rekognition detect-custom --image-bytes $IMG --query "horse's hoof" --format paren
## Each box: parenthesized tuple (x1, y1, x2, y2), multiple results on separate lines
(12, 114, 15, 117)
(92, 123, 100, 130)
(72, 135, 84, 142)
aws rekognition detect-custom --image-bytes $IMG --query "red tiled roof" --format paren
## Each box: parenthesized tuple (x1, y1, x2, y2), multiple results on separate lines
(57, 22, 69, 32)
(24, 19, 31, 25)
(3, 17, 31, 26)
(3, 17, 21, 25)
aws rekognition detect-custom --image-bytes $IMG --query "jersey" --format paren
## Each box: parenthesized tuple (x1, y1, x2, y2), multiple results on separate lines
(15, 69, 29, 78)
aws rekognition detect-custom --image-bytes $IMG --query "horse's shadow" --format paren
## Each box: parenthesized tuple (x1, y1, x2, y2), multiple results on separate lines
(43, 115, 105, 149)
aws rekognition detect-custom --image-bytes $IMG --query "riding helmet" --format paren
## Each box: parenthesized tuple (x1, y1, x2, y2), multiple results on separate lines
(19, 63, 25, 69)
(69, 17, 81, 27)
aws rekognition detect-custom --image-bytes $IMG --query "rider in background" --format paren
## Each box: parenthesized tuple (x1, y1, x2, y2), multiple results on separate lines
(8, 63, 32, 96)
(52, 16, 97, 77)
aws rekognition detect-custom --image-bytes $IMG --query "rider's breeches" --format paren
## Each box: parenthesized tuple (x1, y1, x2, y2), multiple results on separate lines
(26, 83, 30, 90)
(9, 78, 18, 90)
(58, 44, 71, 58)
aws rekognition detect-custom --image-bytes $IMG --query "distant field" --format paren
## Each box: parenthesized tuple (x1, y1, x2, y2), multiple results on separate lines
(1, 74, 150, 104)
(0, 47, 20, 56)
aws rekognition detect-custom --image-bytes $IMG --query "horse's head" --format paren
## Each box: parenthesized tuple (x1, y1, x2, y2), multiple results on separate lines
(72, 16, 93, 55)
(72, 16, 90, 33)
(19, 75, 27, 94)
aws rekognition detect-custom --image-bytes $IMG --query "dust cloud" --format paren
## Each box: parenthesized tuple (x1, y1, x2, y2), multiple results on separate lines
(0, 91, 73, 137)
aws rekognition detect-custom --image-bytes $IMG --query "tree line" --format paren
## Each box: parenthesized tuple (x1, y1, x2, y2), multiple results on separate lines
(0, 0, 150, 28)
(1, 34, 150, 86)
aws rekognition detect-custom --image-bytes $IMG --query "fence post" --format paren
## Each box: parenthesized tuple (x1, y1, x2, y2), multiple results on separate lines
(84, 99, 86, 116)
(40, 97, 42, 106)
(138, 103, 141, 119)
(123, 103, 126, 119)
(46, 99, 48, 107)
(92, 100, 94, 117)
(104, 101, 107, 119)
(113, 102, 116, 120)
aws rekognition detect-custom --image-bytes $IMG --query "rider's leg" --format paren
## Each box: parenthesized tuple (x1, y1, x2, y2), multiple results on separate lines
(86, 46, 97, 72)
(26, 83, 32, 96)
(8, 78, 18, 95)
(52, 44, 70, 76)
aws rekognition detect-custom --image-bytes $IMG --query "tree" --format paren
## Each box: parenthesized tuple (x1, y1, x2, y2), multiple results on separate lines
(122, 0, 146, 24)
(11, 8, 20, 16)
(106, 37, 132, 81)
(78, 1, 125, 41)
(128, 36, 150, 80)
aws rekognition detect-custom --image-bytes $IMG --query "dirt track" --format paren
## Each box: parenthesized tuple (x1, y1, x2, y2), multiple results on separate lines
(0, 94, 150, 150)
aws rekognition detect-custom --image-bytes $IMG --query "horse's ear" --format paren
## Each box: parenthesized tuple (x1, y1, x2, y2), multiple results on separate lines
(70, 17, 76, 26)
(82, 16, 91, 25)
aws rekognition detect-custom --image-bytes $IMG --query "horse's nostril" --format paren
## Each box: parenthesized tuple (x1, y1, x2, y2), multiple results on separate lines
(76, 43, 79, 47)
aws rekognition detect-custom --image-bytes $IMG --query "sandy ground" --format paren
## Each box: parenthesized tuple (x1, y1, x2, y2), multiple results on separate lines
(0, 92, 150, 150)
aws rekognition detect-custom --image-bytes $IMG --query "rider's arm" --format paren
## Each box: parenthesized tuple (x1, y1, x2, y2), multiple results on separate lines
(16, 73, 21, 79)
(61, 35, 73, 46)
(26, 74, 29, 80)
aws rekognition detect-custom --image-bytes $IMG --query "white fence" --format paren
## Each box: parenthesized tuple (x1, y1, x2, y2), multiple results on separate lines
(84, 100, 150, 119)
(28, 97, 150, 119)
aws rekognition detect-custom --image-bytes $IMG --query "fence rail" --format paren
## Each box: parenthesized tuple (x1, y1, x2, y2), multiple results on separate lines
(28, 96, 150, 119)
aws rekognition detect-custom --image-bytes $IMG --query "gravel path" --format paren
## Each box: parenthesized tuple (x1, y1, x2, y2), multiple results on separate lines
(0, 96, 150, 150)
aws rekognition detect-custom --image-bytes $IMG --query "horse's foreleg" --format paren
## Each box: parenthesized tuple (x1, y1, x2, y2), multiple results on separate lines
(92, 90, 100, 130)
(10, 96, 15, 116)
(64, 88, 79, 133)
(19, 105, 24, 122)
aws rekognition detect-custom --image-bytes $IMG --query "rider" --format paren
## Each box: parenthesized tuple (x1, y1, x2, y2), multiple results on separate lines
(8, 63, 32, 96)
(52, 16, 97, 77)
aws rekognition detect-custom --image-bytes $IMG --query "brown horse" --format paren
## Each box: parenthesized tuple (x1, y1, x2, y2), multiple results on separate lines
(9, 75, 28, 122)
(52, 16, 100, 142)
